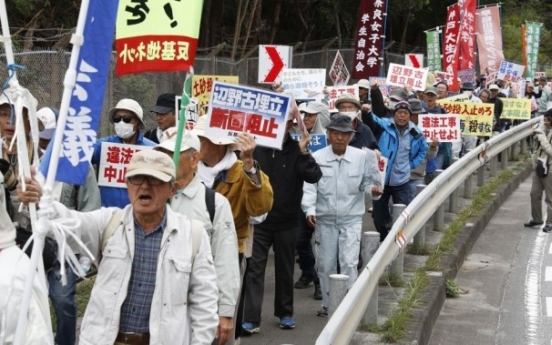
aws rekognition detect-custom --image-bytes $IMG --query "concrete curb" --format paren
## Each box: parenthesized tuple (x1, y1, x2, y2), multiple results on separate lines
(399, 162, 534, 345)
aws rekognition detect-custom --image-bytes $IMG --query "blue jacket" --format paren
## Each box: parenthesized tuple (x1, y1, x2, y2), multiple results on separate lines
(91, 133, 156, 208)
(368, 113, 428, 185)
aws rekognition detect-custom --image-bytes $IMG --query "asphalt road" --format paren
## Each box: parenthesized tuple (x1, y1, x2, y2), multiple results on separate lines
(429, 177, 552, 345)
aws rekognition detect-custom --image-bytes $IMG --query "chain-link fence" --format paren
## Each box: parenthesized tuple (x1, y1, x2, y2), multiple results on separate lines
(1, 48, 549, 137)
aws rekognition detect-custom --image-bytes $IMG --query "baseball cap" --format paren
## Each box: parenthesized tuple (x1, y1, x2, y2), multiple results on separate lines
(357, 79, 370, 89)
(424, 86, 438, 95)
(301, 101, 329, 114)
(539, 76, 547, 82)
(334, 93, 361, 110)
(326, 114, 355, 133)
(154, 127, 200, 153)
(460, 82, 474, 90)
(151, 93, 177, 114)
(36, 107, 59, 140)
(126, 150, 176, 183)
(489, 84, 500, 91)
(108, 98, 144, 124)
(191, 115, 238, 150)
(408, 99, 425, 115)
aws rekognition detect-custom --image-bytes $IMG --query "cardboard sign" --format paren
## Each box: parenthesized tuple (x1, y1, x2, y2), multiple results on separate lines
(291, 133, 327, 152)
(329, 51, 350, 86)
(206, 81, 291, 150)
(192, 75, 239, 116)
(280, 68, 326, 101)
(418, 114, 462, 142)
(98, 142, 152, 188)
(386, 63, 428, 91)
(326, 85, 360, 113)
(497, 61, 525, 83)
(500, 98, 532, 120)
(436, 101, 495, 136)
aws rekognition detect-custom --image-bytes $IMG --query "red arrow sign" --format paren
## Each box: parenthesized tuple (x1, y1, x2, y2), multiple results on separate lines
(264, 46, 284, 83)
(407, 54, 421, 68)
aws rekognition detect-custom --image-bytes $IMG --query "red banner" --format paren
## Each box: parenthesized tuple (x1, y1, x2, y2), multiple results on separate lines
(521, 25, 527, 71)
(443, 4, 460, 91)
(458, 0, 476, 70)
(352, 0, 388, 79)
(476, 6, 505, 75)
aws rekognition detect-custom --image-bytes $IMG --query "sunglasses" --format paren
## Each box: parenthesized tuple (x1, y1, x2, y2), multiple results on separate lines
(112, 114, 134, 123)
(127, 175, 164, 186)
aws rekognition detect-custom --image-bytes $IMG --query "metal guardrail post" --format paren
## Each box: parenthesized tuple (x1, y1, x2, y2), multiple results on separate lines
(433, 170, 445, 231)
(520, 137, 527, 153)
(389, 204, 406, 278)
(510, 141, 518, 160)
(464, 170, 474, 199)
(501, 147, 509, 170)
(329, 274, 349, 318)
(477, 164, 485, 186)
(489, 155, 497, 177)
(448, 159, 459, 213)
(360, 232, 380, 327)
(413, 184, 427, 247)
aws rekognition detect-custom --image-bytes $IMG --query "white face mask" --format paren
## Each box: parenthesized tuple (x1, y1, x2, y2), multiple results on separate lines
(341, 111, 359, 120)
(115, 122, 136, 139)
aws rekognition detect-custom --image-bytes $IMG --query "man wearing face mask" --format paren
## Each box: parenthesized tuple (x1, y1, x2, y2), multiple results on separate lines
(334, 93, 378, 150)
(91, 98, 156, 207)
(36, 106, 101, 345)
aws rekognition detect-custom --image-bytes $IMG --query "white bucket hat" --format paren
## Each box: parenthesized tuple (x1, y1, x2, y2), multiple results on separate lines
(154, 127, 200, 153)
(191, 116, 238, 150)
(107, 99, 144, 126)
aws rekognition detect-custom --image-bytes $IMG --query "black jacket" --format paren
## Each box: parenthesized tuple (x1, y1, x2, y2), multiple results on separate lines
(144, 128, 160, 144)
(254, 135, 322, 230)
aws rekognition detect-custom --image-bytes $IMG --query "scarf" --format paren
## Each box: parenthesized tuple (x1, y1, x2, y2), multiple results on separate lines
(197, 148, 238, 189)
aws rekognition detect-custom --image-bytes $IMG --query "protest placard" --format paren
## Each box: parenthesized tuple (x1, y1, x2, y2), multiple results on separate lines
(280, 68, 326, 100)
(436, 101, 494, 136)
(98, 142, 152, 188)
(206, 81, 291, 150)
(500, 98, 532, 120)
(497, 61, 525, 83)
(535, 71, 546, 79)
(386, 63, 428, 91)
(192, 75, 239, 115)
(458, 69, 476, 84)
(329, 51, 350, 86)
(369, 77, 394, 98)
(418, 114, 462, 142)
(326, 85, 360, 112)
(291, 133, 327, 152)
(438, 93, 471, 103)
(434, 71, 452, 84)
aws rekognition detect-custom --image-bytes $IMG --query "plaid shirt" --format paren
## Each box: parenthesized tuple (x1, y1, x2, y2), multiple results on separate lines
(119, 212, 167, 333)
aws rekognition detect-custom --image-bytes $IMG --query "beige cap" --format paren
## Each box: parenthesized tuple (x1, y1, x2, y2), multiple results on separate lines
(191, 115, 238, 150)
(154, 127, 200, 153)
(334, 93, 361, 110)
(108, 98, 144, 124)
(126, 150, 176, 183)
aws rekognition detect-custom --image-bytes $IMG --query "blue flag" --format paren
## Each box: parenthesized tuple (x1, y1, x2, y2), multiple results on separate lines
(41, 0, 118, 185)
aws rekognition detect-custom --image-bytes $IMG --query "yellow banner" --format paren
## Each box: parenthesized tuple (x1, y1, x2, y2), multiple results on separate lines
(193, 75, 240, 115)
(438, 93, 471, 103)
(500, 98, 532, 120)
(115, 0, 204, 75)
(436, 101, 495, 136)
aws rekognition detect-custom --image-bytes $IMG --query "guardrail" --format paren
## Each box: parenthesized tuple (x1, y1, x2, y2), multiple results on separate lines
(316, 116, 541, 345)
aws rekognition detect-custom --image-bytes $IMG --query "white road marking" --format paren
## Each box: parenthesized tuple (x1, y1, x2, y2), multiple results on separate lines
(548, 298, 552, 317)
(549, 242, 552, 254)
(525, 231, 547, 344)
(546, 267, 552, 282)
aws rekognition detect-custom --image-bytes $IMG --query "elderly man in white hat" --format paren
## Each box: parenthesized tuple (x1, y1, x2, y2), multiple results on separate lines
(0, 172, 54, 345)
(192, 115, 273, 342)
(155, 127, 239, 345)
(334, 93, 378, 150)
(91, 99, 156, 208)
(18, 149, 219, 345)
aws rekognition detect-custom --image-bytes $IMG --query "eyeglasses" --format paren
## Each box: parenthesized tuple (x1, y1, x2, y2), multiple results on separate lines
(127, 175, 164, 186)
(112, 114, 134, 123)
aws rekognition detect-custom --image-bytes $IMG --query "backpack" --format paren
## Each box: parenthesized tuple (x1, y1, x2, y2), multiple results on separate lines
(204, 185, 216, 224)
(100, 210, 204, 262)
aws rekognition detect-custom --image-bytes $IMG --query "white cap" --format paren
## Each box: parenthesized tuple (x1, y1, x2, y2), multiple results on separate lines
(357, 79, 370, 89)
(126, 150, 176, 183)
(191, 116, 238, 150)
(37, 107, 58, 140)
(108, 99, 144, 125)
(154, 127, 200, 153)
(489, 84, 500, 91)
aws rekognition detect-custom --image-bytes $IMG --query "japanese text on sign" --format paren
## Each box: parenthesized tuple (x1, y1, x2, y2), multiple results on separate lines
(500, 98, 531, 120)
(192, 75, 239, 116)
(280, 69, 326, 100)
(326, 85, 360, 113)
(329, 51, 350, 86)
(443, 4, 460, 87)
(436, 101, 495, 136)
(497, 61, 525, 83)
(385, 63, 428, 91)
(206, 82, 291, 150)
(291, 133, 327, 153)
(98, 142, 152, 188)
(418, 114, 461, 142)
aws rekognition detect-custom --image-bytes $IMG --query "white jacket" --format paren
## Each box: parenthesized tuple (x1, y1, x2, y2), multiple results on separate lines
(51, 202, 219, 345)
(0, 246, 53, 345)
(171, 175, 240, 317)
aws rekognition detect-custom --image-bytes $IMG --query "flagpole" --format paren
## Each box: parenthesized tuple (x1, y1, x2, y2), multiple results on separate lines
(13, 0, 92, 342)
(0, 0, 18, 84)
